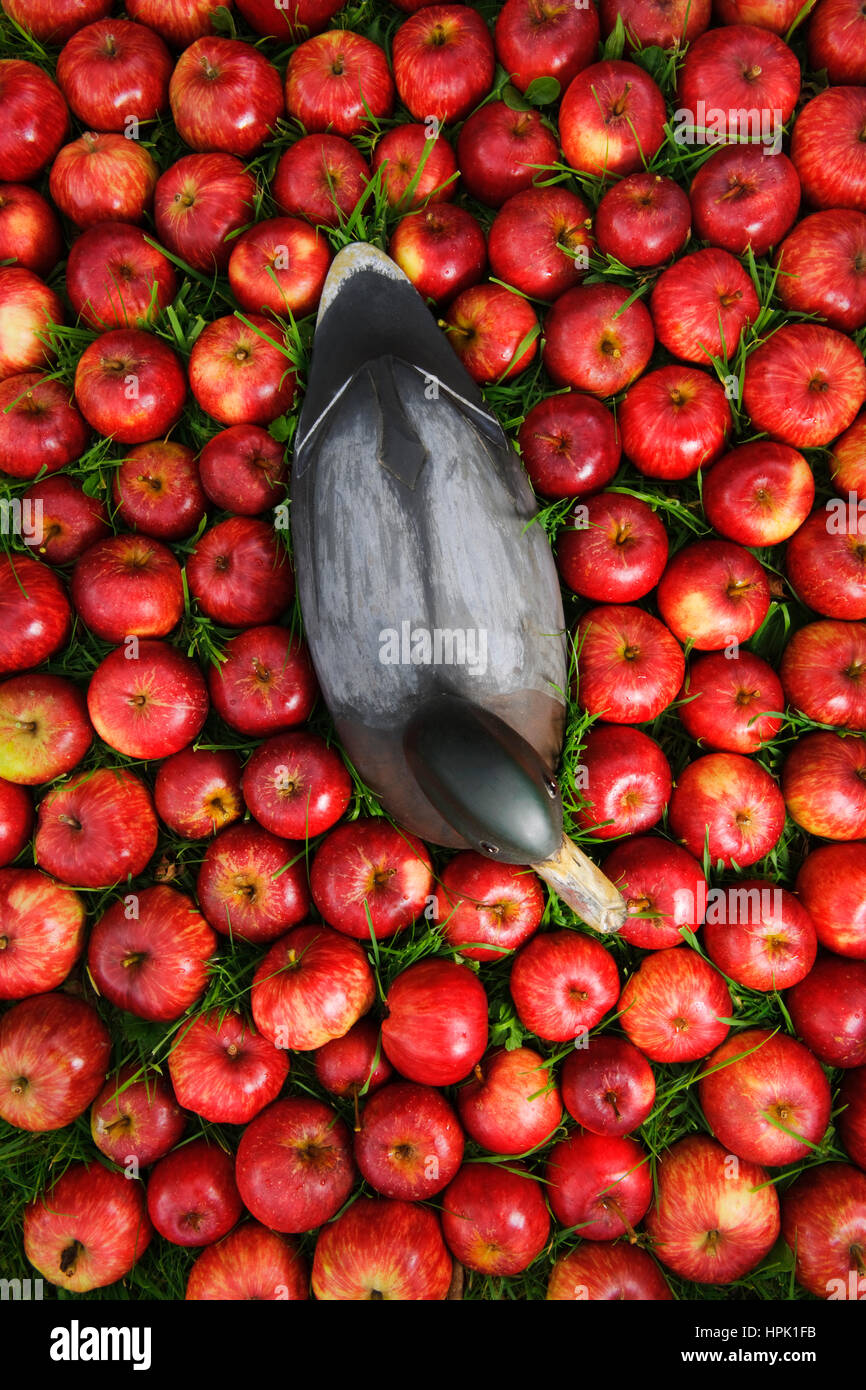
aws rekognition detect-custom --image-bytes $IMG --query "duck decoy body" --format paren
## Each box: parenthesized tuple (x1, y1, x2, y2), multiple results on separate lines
(291, 243, 625, 934)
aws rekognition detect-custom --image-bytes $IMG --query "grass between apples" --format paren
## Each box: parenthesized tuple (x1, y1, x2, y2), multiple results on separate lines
(0, 1, 851, 1302)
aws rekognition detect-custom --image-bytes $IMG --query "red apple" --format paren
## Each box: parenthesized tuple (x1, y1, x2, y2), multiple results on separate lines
(545, 1131, 652, 1240)
(646, 1134, 780, 1283)
(169, 37, 283, 157)
(517, 392, 620, 500)
(314, 1016, 393, 1101)
(251, 924, 376, 1051)
(228, 217, 331, 323)
(621, 366, 732, 480)
(839, 1069, 866, 1170)
(494, 0, 599, 95)
(56, 18, 172, 131)
(2, 0, 113, 43)
(310, 819, 433, 940)
(0, 375, 87, 480)
(392, 5, 495, 124)
(561, 1036, 655, 1137)
(355, 1080, 464, 1199)
(786, 510, 866, 620)
(23, 1162, 150, 1294)
(312, 1197, 452, 1300)
(147, 1139, 242, 1248)
(781, 1163, 866, 1300)
(509, 930, 620, 1042)
(0, 60, 68, 183)
(188, 314, 296, 427)
(49, 131, 158, 228)
(488, 186, 592, 301)
(782, 730, 866, 840)
(0, 672, 92, 784)
(543, 284, 655, 397)
(574, 604, 685, 724)
(603, 835, 708, 950)
(443, 283, 538, 384)
(87, 640, 209, 760)
(776, 211, 866, 334)
(0, 868, 84, 999)
(242, 730, 351, 842)
(371, 124, 457, 209)
(0, 992, 110, 1131)
(285, 30, 393, 137)
(0, 268, 62, 381)
(702, 880, 818, 992)
(0, 779, 33, 867)
(690, 144, 800, 257)
(457, 1045, 561, 1155)
(197, 822, 310, 944)
(601, 0, 710, 44)
(198, 425, 287, 516)
(650, 247, 759, 365)
(559, 60, 666, 177)
(154, 153, 257, 273)
(235, 0, 344, 37)
(186, 517, 294, 626)
(236, 1097, 355, 1233)
(808, 0, 866, 84)
(0, 183, 63, 277)
(456, 101, 559, 209)
(700, 1029, 832, 1167)
(113, 440, 206, 541)
(744, 324, 866, 447)
(0, 553, 71, 675)
(833, 412, 866, 496)
(547, 1243, 672, 1300)
(72, 534, 184, 642)
(22, 476, 109, 565)
(792, 87, 866, 212)
(595, 172, 691, 270)
(678, 23, 800, 135)
(185, 1221, 308, 1301)
(433, 851, 545, 962)
(88, 884, 217, 1021)
(657, 540, 770, 651)
(572, 724, 671, 841)
(669, 751, 786, 868)
(273, 134, 371, 229)
(67, 222, 177, 331)
(381, 959, 488, 1086)
(797, 843, 866, 958)
(389, 203, 487, 305)
(787, 957, 866, 1068)
(73, 328, 186, 443)
(702, 441, 814, 547)
(713, 0, 801, 28)
(781, 620, 866, 730)
(169, 1010, 289, 1125)
(678, 649, 784, 754)
(618, 947, 732, 1062)
(126, 0, 236, 48)
(207, 625, 318, 736)
(35, 768, 157, 887)
(154, 747, 244, 840)
(441, 1162, 549, 1274)
(91, 1065, 186, 1169)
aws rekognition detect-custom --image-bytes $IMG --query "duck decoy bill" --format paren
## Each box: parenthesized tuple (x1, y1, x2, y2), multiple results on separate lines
(291, 241, 626, 936)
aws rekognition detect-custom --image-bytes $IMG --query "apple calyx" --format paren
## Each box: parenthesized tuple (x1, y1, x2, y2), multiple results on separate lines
(10, 1075, 28, 1094)
(60, 1239, 82, 1276)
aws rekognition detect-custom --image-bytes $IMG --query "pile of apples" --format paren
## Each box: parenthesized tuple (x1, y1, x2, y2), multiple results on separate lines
(1, 0, 866, 1303)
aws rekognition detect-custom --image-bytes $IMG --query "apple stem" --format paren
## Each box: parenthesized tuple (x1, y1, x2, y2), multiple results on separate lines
(59, 1240, 82, 1276)
(603, 1197, 637, 1243)
(353, 1087, 361, 1133)
(10, 1076, 27, 1095)
(0, 936, 7, 950)
(473, 1063, 484, 1084)
(121, 952, 145, 969)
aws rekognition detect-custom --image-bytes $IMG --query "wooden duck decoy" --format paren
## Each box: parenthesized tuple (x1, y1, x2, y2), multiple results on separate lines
(291, 242, 626, 935)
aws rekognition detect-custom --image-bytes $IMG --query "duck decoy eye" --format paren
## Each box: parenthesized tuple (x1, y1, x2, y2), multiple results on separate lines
(544, 777, 558, 799)
(480, 841, 500, 856)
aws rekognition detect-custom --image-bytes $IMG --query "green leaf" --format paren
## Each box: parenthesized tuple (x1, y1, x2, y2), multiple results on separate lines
(501, 83, 532, 113)
(268, 415, 293, 443)
(524, 76, 561, 107)
(602, 12, 626, 61)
